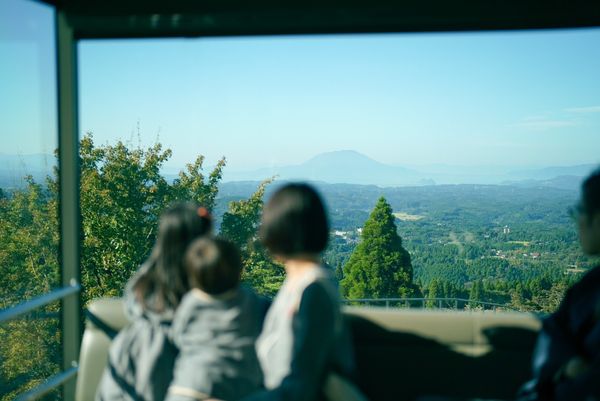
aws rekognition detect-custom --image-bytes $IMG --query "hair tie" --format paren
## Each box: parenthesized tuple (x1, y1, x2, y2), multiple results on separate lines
(198, 207, 211, 219)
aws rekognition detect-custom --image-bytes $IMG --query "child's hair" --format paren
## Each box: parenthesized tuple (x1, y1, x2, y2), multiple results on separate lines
(259, 183, 329, 257)
(184, 237, 242, 295)
(133, 202, 213, 312)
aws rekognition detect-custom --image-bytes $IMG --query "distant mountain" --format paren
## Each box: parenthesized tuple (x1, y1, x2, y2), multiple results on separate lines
(502, 175, 585, 191)
(508, 165, 597, 180)
(223, 150, 596, 189)
(0, 154, 55, 189)
(405, 164, 516, 185)
(216, 180, 580, 221)
(0, 150, 595, 191)
(224, 150, 421, 186)
(0, 153, 56, 170)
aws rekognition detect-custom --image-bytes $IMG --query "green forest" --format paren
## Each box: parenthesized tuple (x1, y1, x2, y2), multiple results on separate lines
(0, 135, 596, 399)
(0, 135, 278, 399)
(318, 183, 591, 313)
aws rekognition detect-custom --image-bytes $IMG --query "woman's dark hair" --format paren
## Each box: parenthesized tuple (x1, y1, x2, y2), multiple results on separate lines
(184, 237, 242, 295)
(582, 167, 600, 217)
(133, 202, 212, 312)
(259, 183, 329, 257)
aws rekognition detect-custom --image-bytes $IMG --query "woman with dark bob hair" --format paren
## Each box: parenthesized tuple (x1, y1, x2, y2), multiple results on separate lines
(243, 183, 363, 401)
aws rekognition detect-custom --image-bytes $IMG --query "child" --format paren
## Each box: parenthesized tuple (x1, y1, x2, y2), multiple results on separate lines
(243, 183, 363, 401)
(166, 237, 264, 401)
(96, 202, 213, 401)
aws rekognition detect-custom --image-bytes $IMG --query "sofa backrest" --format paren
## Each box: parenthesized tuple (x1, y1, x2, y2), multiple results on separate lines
(76, 298, 128, 401)
(76, 299, 541, 401)
(345, 308, 540, 401)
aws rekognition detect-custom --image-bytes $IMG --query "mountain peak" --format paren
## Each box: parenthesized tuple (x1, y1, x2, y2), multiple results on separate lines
(317, 149, 367, 157)
(305, 150, 382, 166)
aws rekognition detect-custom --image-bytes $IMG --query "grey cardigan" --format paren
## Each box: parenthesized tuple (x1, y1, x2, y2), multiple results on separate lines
(96, 267, 264, 401)
(166, 287, 264, 401)
(244, 266, 356, 401)
(96, 265, 177, 401)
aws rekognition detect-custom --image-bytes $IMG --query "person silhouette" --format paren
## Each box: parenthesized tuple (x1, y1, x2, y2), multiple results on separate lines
(518, 167, 600, 401)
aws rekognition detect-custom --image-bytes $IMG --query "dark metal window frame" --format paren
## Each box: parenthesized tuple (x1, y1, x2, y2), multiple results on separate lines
(0, 7, 81, 401)
(3, 1, 600, 399)
(42, 1, 600, 39)
(57, 9, 81, 401)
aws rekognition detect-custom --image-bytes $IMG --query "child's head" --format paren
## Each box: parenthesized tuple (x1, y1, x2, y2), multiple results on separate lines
(259, 183, 329, 259)
(134, 202, 213, 311)
(184, 237, 242, 295)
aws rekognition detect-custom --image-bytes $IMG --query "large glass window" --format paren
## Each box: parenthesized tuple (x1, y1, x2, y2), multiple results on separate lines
(78, 29, 600, 312)
(0, 0, 60, 398)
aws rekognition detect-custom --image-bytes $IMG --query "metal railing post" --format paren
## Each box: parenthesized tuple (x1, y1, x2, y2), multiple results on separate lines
(56, 10, 81, 401)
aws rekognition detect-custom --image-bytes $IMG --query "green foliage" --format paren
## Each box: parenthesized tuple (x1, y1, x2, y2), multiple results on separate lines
(426, 279, 440, 308)
(219, 177, 284, 296)
(240, 244, 285, 297)
(0, 177, 60, 401)
(75, 135, 170, 301)
(1, 137, 594, 398)
(220, 178, 273, 253)
(67, 134, 228, 303)
(469, 279, 484, 307)
(0, 133, 265, 399)
(289, 182, 588, 311)
(171, 155, 226, 210)
(341, 196, 414, 298)
(0, 318, 61, 401)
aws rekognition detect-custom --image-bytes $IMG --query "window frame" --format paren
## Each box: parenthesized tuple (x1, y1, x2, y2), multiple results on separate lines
(5, 0, 600, 399)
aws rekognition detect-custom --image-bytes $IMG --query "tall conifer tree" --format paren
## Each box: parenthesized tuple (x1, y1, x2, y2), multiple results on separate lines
(341, 196, 414, 298)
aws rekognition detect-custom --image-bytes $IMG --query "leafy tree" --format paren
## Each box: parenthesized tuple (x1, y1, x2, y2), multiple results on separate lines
(220, 178, 273, 253)
(69, 134, 227, 303)
(341, 196, 414, 298)
(170, 154, 226, 211)
(531, 280, 570, 313)
(0, 177, 60, 400)
(469, 279, 483, 308)
(0, 133, 233, 399)
(75, 135, 170, 301)
(334, 263, 344, 283)
(219, 178, 284, 296)
(240, 243, 285, 297)
(426, 278, 440, 308)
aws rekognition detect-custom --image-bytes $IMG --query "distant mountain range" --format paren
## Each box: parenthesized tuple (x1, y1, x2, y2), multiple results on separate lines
(0, 154, 56, 189)
(507, 165, 597, 180)
(222, 150, 596, 189)
(223, 150, 422, 186)
(1, 150, 596, 190)
(501, 175, 586, 191)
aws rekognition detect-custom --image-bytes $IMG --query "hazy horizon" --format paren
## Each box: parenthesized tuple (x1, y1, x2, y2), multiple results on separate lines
(1, 148, 596, 189)
(77, 29, 600, 171)
(2, 147, 598, 171)
(75, 30, 600, 171)
(3, 5, 600, 171)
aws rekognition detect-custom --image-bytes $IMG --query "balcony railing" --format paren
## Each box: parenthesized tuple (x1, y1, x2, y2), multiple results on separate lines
(342, 297, 516, 311)
(0, 283, 81, 401)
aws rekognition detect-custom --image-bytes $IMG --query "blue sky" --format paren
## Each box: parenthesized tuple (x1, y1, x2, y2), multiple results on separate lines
(2, 0, 600, 171)
(77, 31, 600, 170)
(1, 0, 57, 160)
